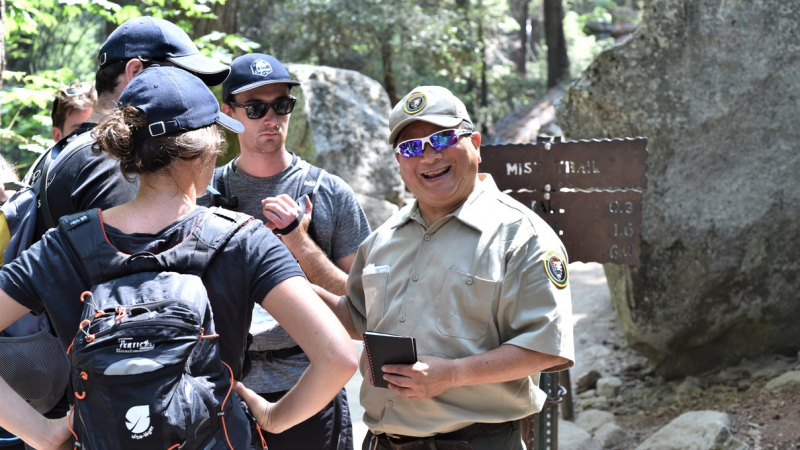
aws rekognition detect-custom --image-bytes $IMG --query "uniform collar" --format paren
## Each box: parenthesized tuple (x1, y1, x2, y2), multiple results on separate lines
(389, 173, 500, 234)
(452, 173, 500, 234)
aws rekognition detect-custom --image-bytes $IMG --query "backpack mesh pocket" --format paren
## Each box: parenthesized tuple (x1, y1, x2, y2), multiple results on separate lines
(0, 328, 70, 413)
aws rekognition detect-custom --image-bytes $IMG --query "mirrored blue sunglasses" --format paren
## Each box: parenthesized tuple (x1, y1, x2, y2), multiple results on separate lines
(394, 129, 473, 158)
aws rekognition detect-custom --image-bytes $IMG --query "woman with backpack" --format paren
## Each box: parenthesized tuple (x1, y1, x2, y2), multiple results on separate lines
(0, 66, 358, 450)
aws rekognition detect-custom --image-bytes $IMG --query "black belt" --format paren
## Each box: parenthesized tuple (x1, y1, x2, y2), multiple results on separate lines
(247, 345, 304, 362)
(382, 421, 513, 444)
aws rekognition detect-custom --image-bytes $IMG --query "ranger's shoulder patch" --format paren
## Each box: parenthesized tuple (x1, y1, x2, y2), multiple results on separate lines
(543, 250, 568, 289)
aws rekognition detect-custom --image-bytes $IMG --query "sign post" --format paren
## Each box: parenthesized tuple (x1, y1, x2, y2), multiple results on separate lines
(479, 136, 648, 450)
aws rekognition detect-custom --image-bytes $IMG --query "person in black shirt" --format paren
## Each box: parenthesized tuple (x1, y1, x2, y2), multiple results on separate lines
(0, 17, 236, 450)
(0, 67, 357, 449)
(0, 19, 234, 448)
(26, 16, 231, 243)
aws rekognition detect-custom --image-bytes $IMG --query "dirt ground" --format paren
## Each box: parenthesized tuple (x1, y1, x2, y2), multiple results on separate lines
(568, 263, 800, 449)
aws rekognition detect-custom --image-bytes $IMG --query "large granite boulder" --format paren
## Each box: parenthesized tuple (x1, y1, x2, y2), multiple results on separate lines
(558, 0, 800, 377)
(636, 411, 748, 450)
(286, 64, 405, 228)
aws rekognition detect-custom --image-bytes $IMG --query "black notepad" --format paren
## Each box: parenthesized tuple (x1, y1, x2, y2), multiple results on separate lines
(362, 331, 418, 389)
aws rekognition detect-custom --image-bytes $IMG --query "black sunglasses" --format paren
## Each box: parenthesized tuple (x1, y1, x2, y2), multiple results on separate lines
(229, 96, 297, 119)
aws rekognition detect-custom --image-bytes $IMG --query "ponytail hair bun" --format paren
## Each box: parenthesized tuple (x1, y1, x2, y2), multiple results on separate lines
(93, 106, 224, 181)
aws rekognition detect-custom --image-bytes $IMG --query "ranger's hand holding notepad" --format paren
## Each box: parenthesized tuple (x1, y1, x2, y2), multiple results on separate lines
(362, 331, 418, 388)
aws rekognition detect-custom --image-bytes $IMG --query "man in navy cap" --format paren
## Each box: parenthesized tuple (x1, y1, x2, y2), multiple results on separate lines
(27, 16, 228, 235)
(0, 16, 230, 450)
(204, 53, 370, 450)
(26, 16, 230, 242)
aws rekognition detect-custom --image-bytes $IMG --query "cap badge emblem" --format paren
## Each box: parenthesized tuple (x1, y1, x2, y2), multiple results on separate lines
(543, 251, 568, 289)
(251, 59, 273, 77)
(404, 93, 427, 115)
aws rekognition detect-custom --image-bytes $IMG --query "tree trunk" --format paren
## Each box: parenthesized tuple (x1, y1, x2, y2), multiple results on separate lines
(380, 37, 398, 107)
(190, 0, 240, 38)
(316, 19, 325, 66)
(510, 0, 530, 74)
(479, 19, 488, 109)
(543, 0, 569, 88)
(530, 15, 543, 60)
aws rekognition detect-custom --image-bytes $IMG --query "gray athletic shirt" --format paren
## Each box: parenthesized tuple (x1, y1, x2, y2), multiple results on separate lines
(200, 154, 371, 393)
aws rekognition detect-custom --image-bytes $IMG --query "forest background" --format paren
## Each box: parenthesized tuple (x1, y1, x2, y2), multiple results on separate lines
(0, 0, 641, 171)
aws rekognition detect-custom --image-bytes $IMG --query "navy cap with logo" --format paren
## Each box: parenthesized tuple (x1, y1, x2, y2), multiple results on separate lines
(97, 16, 230, 86)
(119, 67, 243, 137)
(222, 53, 300, 102)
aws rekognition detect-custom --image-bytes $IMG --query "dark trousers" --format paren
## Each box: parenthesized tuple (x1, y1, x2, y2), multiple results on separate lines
(251, 387, 354, 450)
(363, 421, 522, 450)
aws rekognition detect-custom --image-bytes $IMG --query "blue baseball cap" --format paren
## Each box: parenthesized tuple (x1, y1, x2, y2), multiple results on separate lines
(222, 53, 300, 102)
(97, 16, 229, 86)
(119, 67, 244, 137)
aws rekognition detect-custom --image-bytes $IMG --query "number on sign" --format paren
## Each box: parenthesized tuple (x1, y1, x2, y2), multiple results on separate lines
(609, 200, 634, 214)
(612, 223, 634, 238)
(609, 244, 633, 260)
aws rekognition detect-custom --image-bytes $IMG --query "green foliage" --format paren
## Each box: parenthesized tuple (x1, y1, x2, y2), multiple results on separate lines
(2, 0, 637, 171)
(195, 32, 261, 65)
(1, 69, 74, 167)
(237, 0, 634, 136)
(1, 0, 254, 172)
(563, 10, 608, 79)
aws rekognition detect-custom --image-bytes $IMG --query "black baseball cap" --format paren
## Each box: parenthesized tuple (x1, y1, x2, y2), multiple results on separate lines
(97, 16, 230, 86)
(222, 53, 300, 102)
(119, 67, 243, 137)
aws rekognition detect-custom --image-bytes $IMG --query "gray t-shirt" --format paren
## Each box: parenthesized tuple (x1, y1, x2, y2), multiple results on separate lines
(202, 154, 371, 393)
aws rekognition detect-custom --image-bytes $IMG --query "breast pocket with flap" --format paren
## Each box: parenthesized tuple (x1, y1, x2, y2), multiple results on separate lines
(435, 269, 498, 340)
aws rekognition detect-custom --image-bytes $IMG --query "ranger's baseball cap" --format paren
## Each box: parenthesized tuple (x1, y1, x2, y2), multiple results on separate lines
(222, 54, 300, 102)
(119, 67, 243, 137)
(97, 16, 230, 86)
(388, 86, 473, 144)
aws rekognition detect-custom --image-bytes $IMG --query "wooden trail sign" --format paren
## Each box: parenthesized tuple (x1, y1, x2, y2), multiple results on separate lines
(483, 136, 649, 450)
(479, 137, 648, 265)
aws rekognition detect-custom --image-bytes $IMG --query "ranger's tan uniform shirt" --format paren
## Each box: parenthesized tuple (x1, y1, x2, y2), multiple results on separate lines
(345, 174, 575, 437)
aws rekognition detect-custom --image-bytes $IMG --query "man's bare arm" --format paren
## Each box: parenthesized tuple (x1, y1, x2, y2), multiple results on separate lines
(282, 232, 352, 295)
(312, 284, 361, 339)
(382, 344, 569, 400)
(263, 195, 352, 294)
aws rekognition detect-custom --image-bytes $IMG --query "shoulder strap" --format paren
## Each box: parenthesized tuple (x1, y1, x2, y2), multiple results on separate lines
(59, 209, 114, 286)
(295, 160, 326, 201)
(22, 151, 49, 186)
(222, 161, 234, 196)
(59, 208, 252, 285)
(38, 153, 57, 230)
(207, 161, 239, 210)
(39, 132, 96, 229)
(273, 161, 326, 236)
(293, 160, 313, 200)
(165, 207, 251, 276)
(194, 207, 251, 258)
